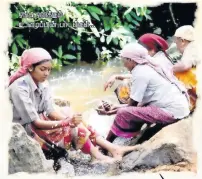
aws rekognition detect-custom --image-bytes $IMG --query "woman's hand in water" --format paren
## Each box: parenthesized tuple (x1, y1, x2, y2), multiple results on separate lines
(96, 101, 118, 115)
(104, 75, 117, 91)
(96, 107, 118, 115)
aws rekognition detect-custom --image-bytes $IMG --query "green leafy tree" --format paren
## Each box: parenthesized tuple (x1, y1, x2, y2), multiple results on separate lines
(9, 2, 152, 73)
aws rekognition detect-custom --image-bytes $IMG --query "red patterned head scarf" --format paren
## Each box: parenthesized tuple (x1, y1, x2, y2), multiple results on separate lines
(9, 48, 52, 86)
(138, 33, 169, 52)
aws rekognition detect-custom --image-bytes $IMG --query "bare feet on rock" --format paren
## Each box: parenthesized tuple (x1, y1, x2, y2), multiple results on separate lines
(111, 146, 137, 160)
(91, 155, 121, 164)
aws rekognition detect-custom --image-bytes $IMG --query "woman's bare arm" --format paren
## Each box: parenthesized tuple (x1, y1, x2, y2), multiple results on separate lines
(32, 118, 68, 130)
(32, 113, 81, 130)
(47, 111, 66, 121)
(173, 61, 192, 73)
(115, 74, 132, 80)
(104, 74, 132, 91)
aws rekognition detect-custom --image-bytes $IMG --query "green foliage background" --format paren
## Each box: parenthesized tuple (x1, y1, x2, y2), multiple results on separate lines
(9, 2, 152, 74)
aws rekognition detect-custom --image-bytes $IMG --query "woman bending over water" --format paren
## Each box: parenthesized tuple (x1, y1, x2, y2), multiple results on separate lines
(98, 43, 190, 142)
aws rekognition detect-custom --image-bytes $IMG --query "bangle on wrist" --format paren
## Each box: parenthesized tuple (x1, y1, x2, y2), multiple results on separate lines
(61, 120, 69, 127)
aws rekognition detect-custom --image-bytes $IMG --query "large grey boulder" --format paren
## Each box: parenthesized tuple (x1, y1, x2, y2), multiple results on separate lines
(9, 123, 54, 174)
(120, 118, 195, 172)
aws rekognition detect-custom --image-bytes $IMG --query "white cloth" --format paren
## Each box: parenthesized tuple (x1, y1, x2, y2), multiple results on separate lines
(174, 25, 194, 41)
(181, 42, 200, 67)
(130, 64, 190, 119)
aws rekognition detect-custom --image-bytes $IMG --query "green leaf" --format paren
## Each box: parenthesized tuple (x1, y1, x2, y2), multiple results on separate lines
(65, 13, 70, 22)
(51, 58, 58, 67)
(63, 61, 73, 65)
(12, 43, 18, 54)
(77, 45, 81, 51)
(140, 7, 147, 16)
(13, 21, 19, 27)
(72, 45, 76, 51)
(52, 49, 59, 57)
(57, 58, 62, 66)
(18, 38, 28, 45)
(44, 28, 49, 33)
(11, 54, 19, 64)
(109, 17, 115, 27)
(102, 17, 111, 31)
(15, 34, 23, 40)
(123, 7, 134, 16)
(16, 39, 24, 49)
(128, 24, 135, 29)
(53, 59, 62, 71)
(59, 15, 65, 23)
(77, 52, 81, 61)
(125, 14, 132, 22)
(87, 6, 104, 15)
(89, 11, 100, 21)
(67, 44, 76, 51)
(111, 6, 118, 15)
(146, 9, 152, 14)
(115, 25, 133, 36)
(49, 28, 55, 34)
(67, 44, 73, 50)
(132, 20, 140, 26)
(130, 11, 143, 21)
(90, 26, 100, 37)
(63, 54, 77, 60)
(135, 7, 141, 16)
(130, 11, 137, 18)
(106, 35, 112, 44)
(52, 59, 60, 67)
(19, 4, 25, 12)
(103, 3, 108, 11)
(12, 13, 18, 19)
(72, 36, 81, 45)
(145, 14, 152, 20)
(112, 38, 119, 45)
(58, 46, 63, 58)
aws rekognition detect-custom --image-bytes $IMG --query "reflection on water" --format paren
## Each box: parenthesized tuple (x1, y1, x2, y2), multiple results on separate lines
(49, 59, 127, 113)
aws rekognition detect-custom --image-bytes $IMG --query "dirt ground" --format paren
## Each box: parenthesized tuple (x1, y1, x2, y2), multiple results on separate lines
(146, 154, 197, 173)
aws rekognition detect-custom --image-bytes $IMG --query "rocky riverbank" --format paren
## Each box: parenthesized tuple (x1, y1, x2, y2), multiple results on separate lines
(8, 98, 197, 176)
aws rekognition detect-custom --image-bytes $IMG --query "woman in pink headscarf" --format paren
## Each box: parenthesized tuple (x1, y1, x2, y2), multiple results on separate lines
(8, 48, 137, 164)
(98, 43, 190, 142)
(104, 33, 173, 92)
(103, 33, 175, 104)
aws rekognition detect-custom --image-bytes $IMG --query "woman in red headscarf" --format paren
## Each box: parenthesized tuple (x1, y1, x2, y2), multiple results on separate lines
(138, 33, 173, 68)
(103, 33, 174, 104)
(8, 48, 137, 164)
